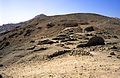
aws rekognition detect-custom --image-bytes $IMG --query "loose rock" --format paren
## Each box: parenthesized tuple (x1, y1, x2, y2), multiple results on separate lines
(110, 52, 116, 55)
(37, 39, 55, 45)
(84, 26, 94, 32)
(77, 36, 105, 48)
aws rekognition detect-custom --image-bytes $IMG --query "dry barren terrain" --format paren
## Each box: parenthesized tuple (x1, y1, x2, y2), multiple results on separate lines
(0, 13, 120, 78)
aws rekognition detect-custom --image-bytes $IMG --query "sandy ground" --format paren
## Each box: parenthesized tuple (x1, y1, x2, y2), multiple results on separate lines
(0, 50, 120, 78)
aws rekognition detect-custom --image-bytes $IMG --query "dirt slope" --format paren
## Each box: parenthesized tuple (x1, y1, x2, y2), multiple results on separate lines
(0, 13, 120, 78)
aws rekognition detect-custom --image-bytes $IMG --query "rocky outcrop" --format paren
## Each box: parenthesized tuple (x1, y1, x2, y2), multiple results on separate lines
(77, 36, 105, 48)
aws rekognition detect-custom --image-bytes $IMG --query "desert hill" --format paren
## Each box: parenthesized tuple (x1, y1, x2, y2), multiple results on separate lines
(0, 13, 120, 78)
(0, 13, 120, 46)
(0, 14, 47, 32)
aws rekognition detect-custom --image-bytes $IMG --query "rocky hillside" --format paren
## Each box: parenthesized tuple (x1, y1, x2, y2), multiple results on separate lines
(0, 13, 120, 78)
(0, 22, 28, 32)
(0, 14, 47, 32)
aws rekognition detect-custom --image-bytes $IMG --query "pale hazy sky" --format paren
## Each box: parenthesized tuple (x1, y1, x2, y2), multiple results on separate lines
(0, 0, 120, 25)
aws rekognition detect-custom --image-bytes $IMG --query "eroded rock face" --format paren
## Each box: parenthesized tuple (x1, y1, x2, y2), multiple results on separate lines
(77, 36, 105, 48)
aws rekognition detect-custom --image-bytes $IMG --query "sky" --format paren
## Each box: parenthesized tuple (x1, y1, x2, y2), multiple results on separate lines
(0, 0, 120, 25)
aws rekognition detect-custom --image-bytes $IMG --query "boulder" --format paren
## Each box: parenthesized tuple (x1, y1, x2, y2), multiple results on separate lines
(110, 46, 118, 49)
(0, 64, 3, 67)
(0, 74, 2, 78)
(84, 26, 94, 32)
(77, 36, 105, 48)
(87, 36, 105, 46)
(30, 40, 35, 43)
(117, 55, 120, 59)
(112, 35, 118, 39)
(110, 52, 116, 55)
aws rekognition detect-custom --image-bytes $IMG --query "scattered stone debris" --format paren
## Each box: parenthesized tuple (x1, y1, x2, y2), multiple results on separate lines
(79, 41, 88, 43)
(62, 22, 78, 27)
(112, 35, 118, 39)
(107, 56, 112, 57)
(37, 39, 56, 45)
(61, 27, 83, 35)
(79, 22, 89, 25)
(13, 48, 24, 51)
(0, 30, 10, 36)
(110, 52, 116, 55)
(2, 37, 7, 41)
(52, 34, 69, 41)
(37, 27, 42, 29)
(70, 50, 92, 56)
(15, 55, 24, 58)
(117, 55, 120, 59)
(18, 31, 24, 35)
(27, 46, 36, 50)
(24, 29, 33, 36)
(47, 50, 71, 59)
(57, 34, 68, 38)
(0, 41, 10, 50)
(84, 26, 94, 32)
(77, 36, 105, 48)
(85, 33, 93, 36)
(63, 46, 70, 49)
(56, 44, 64, 47)
(0, 64, 3, 67)
(60, 38, 77, 42)
(33, 47, 47, 52)
(30, 40, 35, 43)
(110, 46, 118, 49)
(106, 42, 118, 45)
(8, 33, 18, 38)
(65, 42, 74, 45)
(47, 23, 55, 28)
